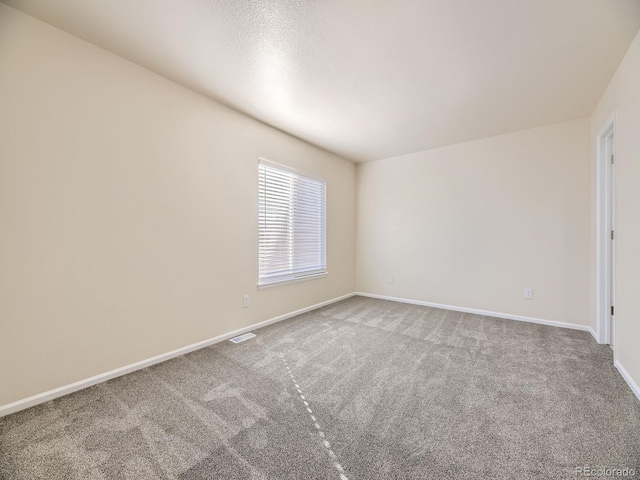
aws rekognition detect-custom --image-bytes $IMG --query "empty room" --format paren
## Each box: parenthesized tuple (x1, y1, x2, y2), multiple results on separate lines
(1, 1, 640, 478)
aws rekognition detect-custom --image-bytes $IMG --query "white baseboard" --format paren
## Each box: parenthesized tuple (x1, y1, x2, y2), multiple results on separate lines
(615, 360, 640, 403)
(355, 292, 597, 338)
(0, 292, 355, 418)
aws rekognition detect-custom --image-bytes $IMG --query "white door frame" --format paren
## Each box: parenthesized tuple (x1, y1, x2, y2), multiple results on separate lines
(595, 112, 616, 347)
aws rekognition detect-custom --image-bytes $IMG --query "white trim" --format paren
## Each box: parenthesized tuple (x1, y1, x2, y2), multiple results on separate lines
(0, 292, 355, 418)
(258, 157, 325, 182)
(258, 272, 328, 289)
(596, 112, 616, 345)
(355, 292, 597, 338)
(615, 360, 640, 403)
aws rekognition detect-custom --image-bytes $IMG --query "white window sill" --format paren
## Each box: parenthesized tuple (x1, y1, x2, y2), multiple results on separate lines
(258, 272, 328, 289)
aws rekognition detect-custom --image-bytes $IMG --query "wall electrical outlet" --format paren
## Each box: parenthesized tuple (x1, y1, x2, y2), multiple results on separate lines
(243, 295, 249, 308)
(387, 275, 394, 284)
(524, 288, 533, 300)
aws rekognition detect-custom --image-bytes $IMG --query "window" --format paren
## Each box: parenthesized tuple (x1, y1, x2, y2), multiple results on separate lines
(258, 159, 326, 286)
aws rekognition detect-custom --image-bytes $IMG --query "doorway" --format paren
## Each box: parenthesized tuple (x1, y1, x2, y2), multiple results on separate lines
(596, 114, 616, 350)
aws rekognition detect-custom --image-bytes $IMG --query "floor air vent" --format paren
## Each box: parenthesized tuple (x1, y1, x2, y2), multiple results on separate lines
(229, 332, 256, 344)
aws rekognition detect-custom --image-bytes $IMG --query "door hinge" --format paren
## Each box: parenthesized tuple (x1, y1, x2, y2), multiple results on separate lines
(611, 306, 615, 316)
(611, 230, 615, 240)
(611, 153, 615, 164)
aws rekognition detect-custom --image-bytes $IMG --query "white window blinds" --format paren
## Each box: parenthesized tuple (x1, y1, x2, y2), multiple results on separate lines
(258, 160, 326, 286)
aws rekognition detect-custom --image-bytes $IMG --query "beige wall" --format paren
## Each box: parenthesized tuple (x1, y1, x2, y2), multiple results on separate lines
(590, 31, 640, 390)
(0, 4, 356, 407)
(357, 118, 591, 326)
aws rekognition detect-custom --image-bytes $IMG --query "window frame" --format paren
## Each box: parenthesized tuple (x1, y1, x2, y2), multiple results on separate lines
(257, 158, 328, 288)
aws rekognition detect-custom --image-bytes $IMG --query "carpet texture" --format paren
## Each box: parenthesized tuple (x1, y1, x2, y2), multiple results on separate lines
(1, 296, 639, 479)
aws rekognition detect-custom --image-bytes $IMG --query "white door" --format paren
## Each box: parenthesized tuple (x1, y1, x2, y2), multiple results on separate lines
(608, 132, 616, 349)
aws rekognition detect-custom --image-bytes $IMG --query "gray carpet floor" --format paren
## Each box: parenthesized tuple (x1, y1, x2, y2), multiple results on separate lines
(1, 296, 639, 479)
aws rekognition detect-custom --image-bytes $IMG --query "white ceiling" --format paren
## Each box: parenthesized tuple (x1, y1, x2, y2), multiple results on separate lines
(3, 0, 640, 162)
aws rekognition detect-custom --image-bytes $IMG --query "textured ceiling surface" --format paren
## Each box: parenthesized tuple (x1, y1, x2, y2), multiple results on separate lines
(3, 0, 640, 162)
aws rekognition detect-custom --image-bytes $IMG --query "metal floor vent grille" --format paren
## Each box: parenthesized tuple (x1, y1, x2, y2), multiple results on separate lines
(229, 332, 256, 344)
